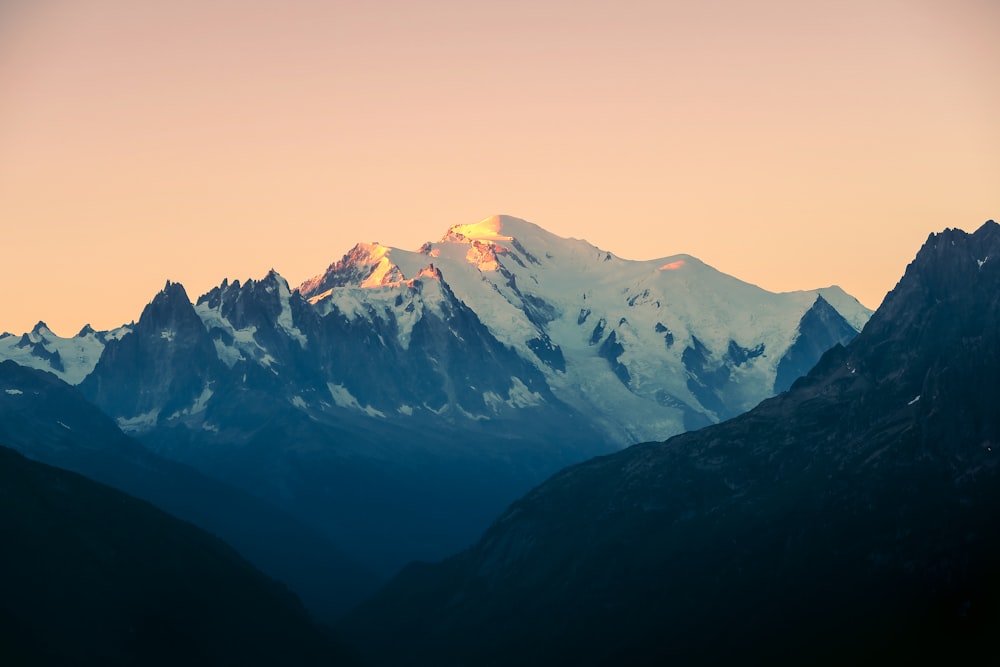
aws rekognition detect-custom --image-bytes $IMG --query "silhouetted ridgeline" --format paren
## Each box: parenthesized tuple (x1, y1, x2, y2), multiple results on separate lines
(0, 445, 360, 666)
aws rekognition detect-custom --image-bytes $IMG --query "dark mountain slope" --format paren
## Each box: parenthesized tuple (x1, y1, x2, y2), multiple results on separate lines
(0, 360, 377, 619)
(344, 221, 1000, 665)
(0, 445, 358, 666)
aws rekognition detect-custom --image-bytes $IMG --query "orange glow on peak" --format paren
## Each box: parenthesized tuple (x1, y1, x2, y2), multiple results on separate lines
(416, 265, 442, 281)
(445, 216, 514, 244)
(658, 260, 686, 271)
(359, 256, 403, 288)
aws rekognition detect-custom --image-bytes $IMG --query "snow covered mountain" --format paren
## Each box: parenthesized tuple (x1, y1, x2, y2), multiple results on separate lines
(0, 321, 130, 385)
(296, 215, 870, 440)
(2, 215, 871, 574)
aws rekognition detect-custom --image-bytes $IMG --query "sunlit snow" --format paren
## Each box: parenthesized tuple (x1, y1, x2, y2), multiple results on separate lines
(293, 214, 873, 445)
(445, 215, 515, 243)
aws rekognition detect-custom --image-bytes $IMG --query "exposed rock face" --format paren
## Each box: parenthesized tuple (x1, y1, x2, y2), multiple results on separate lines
(342, 221, 1000, 666)
(80, 281, 224, 427)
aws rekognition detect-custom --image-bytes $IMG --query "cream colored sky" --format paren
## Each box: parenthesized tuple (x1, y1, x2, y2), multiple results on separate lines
(1, 0, 997, 334)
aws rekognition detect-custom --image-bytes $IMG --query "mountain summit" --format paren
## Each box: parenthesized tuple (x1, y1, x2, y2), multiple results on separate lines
(344, 220, 1000, 665)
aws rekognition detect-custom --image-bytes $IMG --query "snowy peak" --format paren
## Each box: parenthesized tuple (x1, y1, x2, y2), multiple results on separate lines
(445, 214, 600, 262)
(194, 270, 309, 369)
(31, 321, 53, 336)
(442, 214, 516, 243)
(196, 269, 298, 326)
(428, 214, 615, 275)
(0, 318, 131, 385)
(298, 242, 406, 298)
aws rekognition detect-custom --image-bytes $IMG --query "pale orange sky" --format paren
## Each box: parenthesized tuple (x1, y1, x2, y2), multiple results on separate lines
(1, 0, 997, 335)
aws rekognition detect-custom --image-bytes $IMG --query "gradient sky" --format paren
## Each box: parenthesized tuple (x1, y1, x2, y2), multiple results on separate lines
(1, 0, 997, 335)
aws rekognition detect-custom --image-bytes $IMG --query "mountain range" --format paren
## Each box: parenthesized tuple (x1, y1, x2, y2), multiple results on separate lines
(2, 215, 995, 666)
(0, 215, 871, 578)
(343, 220, 1000, 665)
